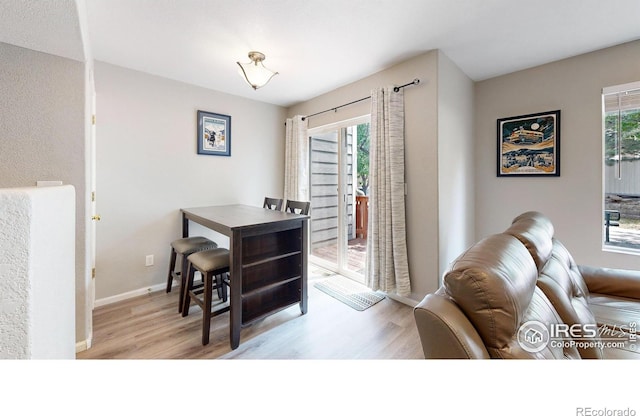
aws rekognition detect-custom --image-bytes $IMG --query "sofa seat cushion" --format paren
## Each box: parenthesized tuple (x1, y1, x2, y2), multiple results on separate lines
(589, 294, 640, 333)
(586, 294, 640, 358)
(443, 233, 580, 359)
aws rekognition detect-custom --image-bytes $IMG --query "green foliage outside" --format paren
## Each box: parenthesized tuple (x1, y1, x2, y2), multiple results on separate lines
(604, 109, 640, 165)
(357, 123, 370, 194)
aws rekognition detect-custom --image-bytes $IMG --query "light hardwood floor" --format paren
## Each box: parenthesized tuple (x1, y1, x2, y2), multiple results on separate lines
(77, 266, 424, 359)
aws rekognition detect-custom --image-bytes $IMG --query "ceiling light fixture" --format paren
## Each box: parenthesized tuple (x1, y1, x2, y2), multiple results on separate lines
(237, 51, 279, 90)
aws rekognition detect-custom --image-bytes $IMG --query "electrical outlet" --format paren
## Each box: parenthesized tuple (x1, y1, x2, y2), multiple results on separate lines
(145, 255, 154, 266)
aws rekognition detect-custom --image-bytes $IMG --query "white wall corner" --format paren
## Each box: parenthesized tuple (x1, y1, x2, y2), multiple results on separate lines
(0, 185, 76, 359)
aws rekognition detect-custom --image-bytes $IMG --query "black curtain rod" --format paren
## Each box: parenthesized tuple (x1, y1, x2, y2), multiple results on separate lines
(300, 78, 421, 121)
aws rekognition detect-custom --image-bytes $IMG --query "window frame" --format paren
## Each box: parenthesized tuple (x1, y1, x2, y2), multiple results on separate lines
(601, 80, 640, 255)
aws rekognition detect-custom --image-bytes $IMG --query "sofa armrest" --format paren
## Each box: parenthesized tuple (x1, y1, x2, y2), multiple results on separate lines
(578, 265, 640, 300)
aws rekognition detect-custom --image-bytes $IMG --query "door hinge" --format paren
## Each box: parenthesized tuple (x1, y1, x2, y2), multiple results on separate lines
(92, 268, 96, 279)
(92, 114, 96, 125)
(91, 191, 95, 202)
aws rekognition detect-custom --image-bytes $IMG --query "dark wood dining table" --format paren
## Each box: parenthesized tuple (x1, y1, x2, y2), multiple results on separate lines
(180, 204, 309, 349)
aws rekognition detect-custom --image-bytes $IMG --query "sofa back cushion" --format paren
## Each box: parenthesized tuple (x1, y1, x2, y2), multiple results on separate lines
(443, 233, 579, 359)
(537, 240, 603, 358)
(505, 211, 555, 269)
(505, 211, 602, 358)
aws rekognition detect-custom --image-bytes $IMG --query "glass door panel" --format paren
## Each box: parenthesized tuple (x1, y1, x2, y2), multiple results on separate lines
(310, 130, 339, 266)
(309, 118, 369, 283)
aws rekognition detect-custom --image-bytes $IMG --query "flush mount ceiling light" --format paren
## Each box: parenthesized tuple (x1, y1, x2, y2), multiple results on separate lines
(237, 51, 279, 90)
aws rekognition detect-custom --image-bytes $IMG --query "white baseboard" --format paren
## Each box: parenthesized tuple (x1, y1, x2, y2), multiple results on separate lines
(385, 292, 419, 308)
(92, 280, 417, 313)
(94, 281, 171, 308)
(75, 336, 92, 353)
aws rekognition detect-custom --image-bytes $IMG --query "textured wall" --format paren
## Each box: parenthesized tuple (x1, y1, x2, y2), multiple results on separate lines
(0, 190, 31, 358)
(0, 186, 75, 359)
(0, 41, 88, 345)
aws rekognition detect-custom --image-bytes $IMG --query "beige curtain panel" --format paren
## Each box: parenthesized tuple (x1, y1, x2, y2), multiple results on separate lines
(365, 86, 411, 296)
(284, 115, 309, 202)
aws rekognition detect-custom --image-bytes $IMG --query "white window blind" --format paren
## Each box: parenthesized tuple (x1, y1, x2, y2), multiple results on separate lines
(603, 81, 640, 112)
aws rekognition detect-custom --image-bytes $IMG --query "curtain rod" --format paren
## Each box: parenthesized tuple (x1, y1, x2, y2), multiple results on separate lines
(300, 78, 421, 121)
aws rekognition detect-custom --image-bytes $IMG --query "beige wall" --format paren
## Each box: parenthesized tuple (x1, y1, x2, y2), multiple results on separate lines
(475, 40, 640, 271)
(437, 50, 475, 279)
(94, 62, 287, 300)
(0, 42, 89, 345)
(288, 51, 474, 301)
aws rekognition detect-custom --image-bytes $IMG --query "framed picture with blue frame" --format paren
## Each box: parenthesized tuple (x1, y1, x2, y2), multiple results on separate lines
(197, 110, 231, 156)
(497, 110, 560, 177)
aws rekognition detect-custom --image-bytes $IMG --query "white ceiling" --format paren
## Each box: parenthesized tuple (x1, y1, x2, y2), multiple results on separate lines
(2, 0, 640, 107)
(0, 0, 86, 61)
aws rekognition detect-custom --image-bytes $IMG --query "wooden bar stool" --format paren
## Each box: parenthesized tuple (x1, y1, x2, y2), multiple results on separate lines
(167, 236, 218, 313)
(182, 247, 231, 345)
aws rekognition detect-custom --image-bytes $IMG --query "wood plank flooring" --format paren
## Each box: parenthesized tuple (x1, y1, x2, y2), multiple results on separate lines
(77, 266, 424, 359)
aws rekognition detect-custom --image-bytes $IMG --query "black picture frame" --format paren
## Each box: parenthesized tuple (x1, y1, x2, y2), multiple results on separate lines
(197, 110, 231, 156)
(497, 110, 560, 177)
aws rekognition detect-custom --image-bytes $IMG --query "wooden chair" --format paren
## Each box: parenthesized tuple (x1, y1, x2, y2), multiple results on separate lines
(166, 236, 218, 313)
(263, 197, 283, 210)
(182, 247, 231, 345)
(284, 199, 310, 215)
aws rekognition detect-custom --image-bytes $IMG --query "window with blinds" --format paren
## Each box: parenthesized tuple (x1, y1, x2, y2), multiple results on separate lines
(602, 81, 640, 251)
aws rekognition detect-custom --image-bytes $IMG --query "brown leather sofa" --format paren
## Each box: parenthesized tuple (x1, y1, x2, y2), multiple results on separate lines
(414, 211, 640, 359)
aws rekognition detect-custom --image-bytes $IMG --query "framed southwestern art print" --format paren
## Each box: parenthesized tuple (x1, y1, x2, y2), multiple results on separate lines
(497, 110, 560, 177)
(197, 110, 231, 156)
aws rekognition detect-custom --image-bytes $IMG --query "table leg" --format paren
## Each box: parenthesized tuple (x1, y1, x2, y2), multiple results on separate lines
(230, 230, 242, 349)
(300, 219, 308, 315)
(182, 213, 189, 238)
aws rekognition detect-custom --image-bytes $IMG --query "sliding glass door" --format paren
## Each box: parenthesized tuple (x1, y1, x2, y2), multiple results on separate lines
(309, 116, 369, 282)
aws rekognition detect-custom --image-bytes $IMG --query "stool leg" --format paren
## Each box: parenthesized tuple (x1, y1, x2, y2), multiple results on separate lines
(219, 273, 228, 303)
(202, 271, 213, 345)
(215, 274, 223, 300)
(182, 262, 195, 317)
(166, 248, 177, 293)
(178, 254, 188, 313)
